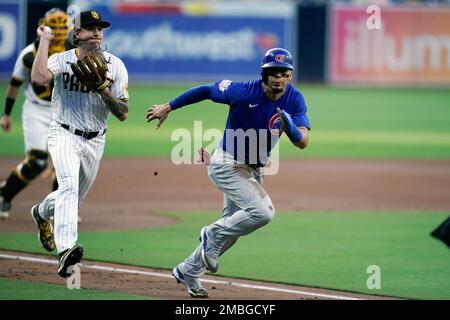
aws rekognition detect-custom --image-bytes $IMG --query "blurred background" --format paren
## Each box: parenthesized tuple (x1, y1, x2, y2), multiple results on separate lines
(1, 0, 450, 84)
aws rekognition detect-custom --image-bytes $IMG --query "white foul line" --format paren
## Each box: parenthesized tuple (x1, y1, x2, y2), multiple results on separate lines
(0, 253, 361, 300)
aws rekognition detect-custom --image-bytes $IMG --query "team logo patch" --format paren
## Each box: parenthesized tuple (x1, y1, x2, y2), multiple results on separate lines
(275, 54, 285, 63)
(269, 113, 283, 135)
(91, 11, 100, 20)
(219, 80, 232, 92)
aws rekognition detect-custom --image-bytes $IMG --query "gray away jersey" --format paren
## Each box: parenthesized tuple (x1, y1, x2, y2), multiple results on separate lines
(48, 49, 129, 131)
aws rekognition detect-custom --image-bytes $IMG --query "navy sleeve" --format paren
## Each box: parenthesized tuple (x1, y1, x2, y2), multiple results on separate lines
(169, 85, 213, 110)
(169, 80, 236, 110)
(291, 92, 311, 130)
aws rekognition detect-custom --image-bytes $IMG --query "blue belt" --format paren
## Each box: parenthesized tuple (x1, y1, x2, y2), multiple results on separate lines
(61, 124, 107, 140)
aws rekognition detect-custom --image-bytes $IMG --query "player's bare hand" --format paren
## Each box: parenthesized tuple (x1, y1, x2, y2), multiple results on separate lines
(37, 24, 54, 41)
(196, 147, 211, 166)
(146, 103, 171, 129)
(0, 114, 12, 132)
(276, 107, 287, 131)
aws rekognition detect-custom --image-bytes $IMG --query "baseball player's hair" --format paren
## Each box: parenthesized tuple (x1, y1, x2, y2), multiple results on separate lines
(72, 32, 80, 47)
(261, 70, 269, 85)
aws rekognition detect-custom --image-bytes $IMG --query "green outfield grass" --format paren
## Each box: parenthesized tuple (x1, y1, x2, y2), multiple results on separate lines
(1, 82, 449, 300)
(0, 278, 153, 300)
(1, 83, 449, 159)
(1, 211, 449, 300)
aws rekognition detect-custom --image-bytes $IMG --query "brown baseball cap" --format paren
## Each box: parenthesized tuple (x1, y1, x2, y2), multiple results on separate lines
(75, 10, 110, 29)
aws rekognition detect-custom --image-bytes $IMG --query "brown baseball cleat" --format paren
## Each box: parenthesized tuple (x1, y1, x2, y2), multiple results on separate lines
(31, 204, 56, 252)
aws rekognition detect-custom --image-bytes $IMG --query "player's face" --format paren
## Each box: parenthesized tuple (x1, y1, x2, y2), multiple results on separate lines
(77, 25, 103, 49)
(266, 68, 292, 94)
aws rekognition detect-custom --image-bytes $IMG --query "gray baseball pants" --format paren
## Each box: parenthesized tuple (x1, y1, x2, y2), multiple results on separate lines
(177, 147, 275, 277)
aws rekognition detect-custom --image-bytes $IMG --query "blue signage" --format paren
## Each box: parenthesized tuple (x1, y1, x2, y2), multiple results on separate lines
(0, 1, 22, 78)
(87, 5, 295, 81)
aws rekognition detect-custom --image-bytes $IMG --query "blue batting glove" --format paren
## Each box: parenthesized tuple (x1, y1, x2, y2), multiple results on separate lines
(278, 108, 302, 143)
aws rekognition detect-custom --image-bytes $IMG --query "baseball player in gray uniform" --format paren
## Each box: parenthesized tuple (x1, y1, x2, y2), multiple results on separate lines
(147, 48, 310, 297)
(0, 8, 70, 219)
(30, 10, 129, 277)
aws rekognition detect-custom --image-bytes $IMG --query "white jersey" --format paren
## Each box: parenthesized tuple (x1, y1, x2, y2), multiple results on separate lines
(47, 49, 129, 131)
(12, 43, 52, 107)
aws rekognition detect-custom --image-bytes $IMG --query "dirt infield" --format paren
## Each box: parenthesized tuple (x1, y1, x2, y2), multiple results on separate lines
(1, 158, 450, 299)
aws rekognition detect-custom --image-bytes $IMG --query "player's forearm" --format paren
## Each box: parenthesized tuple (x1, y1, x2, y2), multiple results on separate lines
(99, 88, 129, 121)
(292, 127, 309, 149)
(3, 85, 20, 116)
(169, 85, 213, 110)
(6, 84, 20, 99)
(31, 39, 53, 85)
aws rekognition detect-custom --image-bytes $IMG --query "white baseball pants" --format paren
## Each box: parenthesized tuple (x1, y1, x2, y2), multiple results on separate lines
(38, 121, 105, 253)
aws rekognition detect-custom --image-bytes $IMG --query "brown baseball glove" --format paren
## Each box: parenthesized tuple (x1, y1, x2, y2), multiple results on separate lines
(70, 50, 111, 92)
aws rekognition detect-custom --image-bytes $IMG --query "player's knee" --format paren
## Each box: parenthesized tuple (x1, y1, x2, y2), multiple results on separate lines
(18, 150, 49, 181)
(267, 202, 275, 219)
(259, 199, 275, 224)
(261, 206, 275, 225)
(250, 203, 275, 226)
(57, 177, 78, 195)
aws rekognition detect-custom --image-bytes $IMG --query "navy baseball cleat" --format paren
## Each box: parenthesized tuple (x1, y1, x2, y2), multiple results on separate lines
(172, 266, 208, 298)
(58, 244, 83, 278)
(31, 204, 55, 251)
(200, 226, 218, 273)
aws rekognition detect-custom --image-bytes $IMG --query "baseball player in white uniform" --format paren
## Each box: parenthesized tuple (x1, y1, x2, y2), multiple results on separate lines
(30, 10, 129, 278)
(0, 8, 70, 219)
